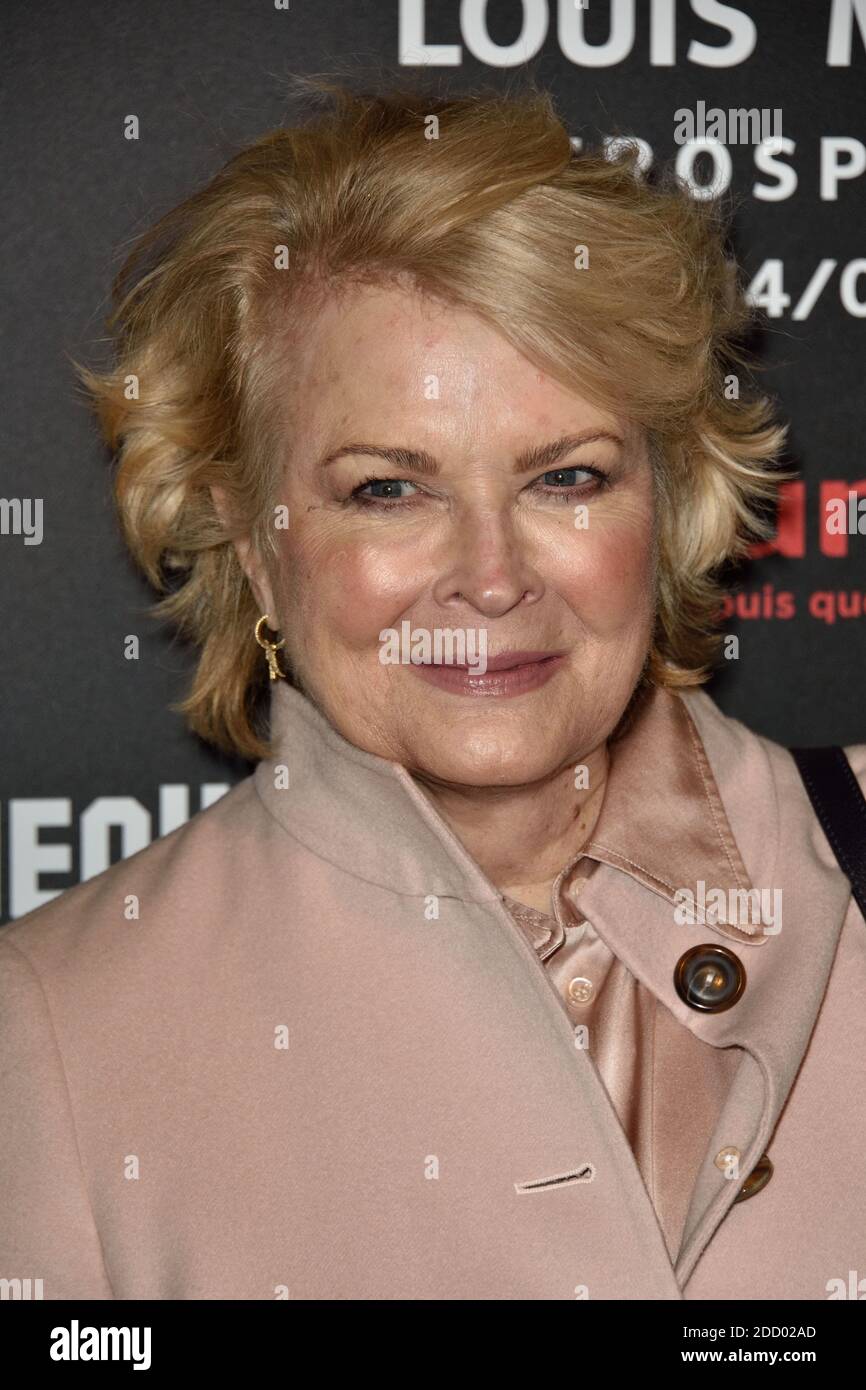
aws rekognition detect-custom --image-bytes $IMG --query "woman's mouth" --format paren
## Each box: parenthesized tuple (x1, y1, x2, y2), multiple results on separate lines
(409, 650, 566, 698)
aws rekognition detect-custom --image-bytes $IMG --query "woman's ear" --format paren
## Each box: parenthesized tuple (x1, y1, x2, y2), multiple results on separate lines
(210, 484, 278, 620)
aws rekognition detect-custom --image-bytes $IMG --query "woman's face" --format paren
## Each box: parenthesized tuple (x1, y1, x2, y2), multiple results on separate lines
(243, 279, 657, 787)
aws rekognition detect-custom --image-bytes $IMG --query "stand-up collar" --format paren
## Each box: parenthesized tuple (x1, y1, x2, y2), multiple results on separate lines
(581, 681, 765, 948)
(255, 676, 759, 942)
(253, 678, 506, 903)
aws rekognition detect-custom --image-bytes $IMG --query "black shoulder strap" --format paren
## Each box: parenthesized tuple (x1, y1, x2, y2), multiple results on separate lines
(789, 746, 866, 919)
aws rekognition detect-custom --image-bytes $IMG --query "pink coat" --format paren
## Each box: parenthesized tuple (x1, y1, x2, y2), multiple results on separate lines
(1, 680, 865, 1300)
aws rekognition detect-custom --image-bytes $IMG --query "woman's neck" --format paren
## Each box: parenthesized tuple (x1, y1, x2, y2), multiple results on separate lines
(412, 742, 609, 911)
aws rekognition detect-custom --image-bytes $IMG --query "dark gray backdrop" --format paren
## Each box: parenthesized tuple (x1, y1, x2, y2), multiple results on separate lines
(1, 0, 864, 923)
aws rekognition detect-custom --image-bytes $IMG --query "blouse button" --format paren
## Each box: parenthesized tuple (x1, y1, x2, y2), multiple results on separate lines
(673, 943, 746, 1013)
(567, 976, 594, 1005)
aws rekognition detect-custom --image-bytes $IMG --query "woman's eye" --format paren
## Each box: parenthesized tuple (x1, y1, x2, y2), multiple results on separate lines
(533, 466, 606, 498)
(351, 478, 419, 503)
(541, 468, 592, 487)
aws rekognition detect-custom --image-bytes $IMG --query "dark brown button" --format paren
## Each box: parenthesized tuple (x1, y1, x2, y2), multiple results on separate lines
(673, 943, 746, 1013)
(734, 1153, 773, 1203)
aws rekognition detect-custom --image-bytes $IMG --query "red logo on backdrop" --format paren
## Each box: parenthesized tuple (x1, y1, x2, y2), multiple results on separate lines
(720, 480, 866, 626)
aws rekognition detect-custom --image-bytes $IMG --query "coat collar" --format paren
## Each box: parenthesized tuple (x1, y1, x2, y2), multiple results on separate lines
(255, 676, 757, 920)
(255, 674, 852, 1067)
(582, 681, 764, 946)
(499, 679, 770, 955)
(254, 677, 509, 903)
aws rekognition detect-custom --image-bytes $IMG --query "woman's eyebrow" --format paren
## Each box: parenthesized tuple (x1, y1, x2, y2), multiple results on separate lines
(318, 431, 625, 477)
(514, 431, 625, 473)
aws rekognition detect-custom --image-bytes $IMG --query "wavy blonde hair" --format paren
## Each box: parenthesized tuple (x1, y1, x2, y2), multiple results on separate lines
(75, 79, 787, 760)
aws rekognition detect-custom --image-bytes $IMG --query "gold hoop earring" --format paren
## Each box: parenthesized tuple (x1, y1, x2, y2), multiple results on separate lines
(254, 614, 286, 681)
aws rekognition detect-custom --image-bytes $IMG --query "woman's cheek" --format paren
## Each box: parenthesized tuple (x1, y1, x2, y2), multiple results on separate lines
(560, 516, 656, 633)
(288, 533, 424, 644)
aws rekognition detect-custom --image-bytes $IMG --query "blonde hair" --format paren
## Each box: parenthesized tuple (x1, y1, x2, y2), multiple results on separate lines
(75, 79, 787, 760)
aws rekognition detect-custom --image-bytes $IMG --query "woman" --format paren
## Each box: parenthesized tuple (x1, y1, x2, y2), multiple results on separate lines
(1, 84, 864, 1302)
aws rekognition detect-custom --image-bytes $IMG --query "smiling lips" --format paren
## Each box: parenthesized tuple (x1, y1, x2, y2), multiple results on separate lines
(410, 650, 567, 697)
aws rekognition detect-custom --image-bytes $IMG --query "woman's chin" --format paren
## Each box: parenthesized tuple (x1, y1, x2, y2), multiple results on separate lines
(407, 737, 572, 790)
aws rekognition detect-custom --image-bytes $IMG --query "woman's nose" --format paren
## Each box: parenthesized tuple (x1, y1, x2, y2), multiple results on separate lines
(431, 508, 544, 618)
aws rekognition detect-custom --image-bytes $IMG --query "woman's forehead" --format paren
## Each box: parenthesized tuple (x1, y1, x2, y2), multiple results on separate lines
(278, 279, 629, 441)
